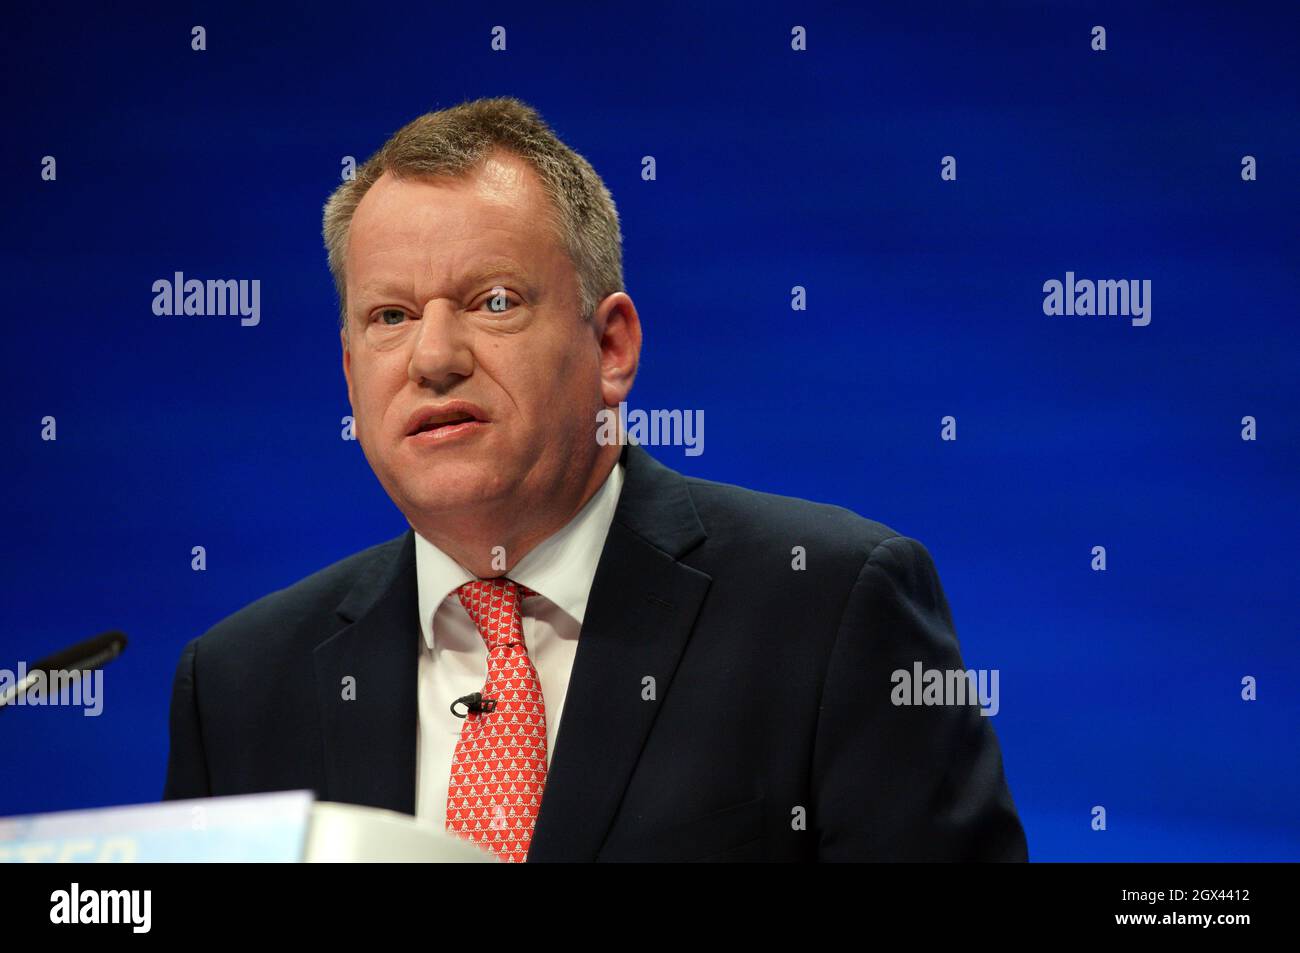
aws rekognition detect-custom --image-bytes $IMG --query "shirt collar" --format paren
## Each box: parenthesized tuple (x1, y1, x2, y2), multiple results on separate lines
(413, 460, 625, 651)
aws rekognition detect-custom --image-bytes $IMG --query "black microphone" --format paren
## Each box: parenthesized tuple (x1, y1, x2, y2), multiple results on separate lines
(449, 692, 497, 718)
(0, 630, 128, 710)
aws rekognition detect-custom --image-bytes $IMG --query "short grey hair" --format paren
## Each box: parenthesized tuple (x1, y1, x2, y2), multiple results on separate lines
(322, 96, 623, 335)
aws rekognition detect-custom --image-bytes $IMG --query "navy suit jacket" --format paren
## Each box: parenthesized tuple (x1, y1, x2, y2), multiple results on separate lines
(164, 442, 1028, 861)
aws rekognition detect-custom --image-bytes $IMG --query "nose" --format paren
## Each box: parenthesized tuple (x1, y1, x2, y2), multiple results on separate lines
(408, 299, 474, 392)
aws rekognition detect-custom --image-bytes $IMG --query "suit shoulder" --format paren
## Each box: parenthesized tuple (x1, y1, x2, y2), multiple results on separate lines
(189, 531, 407, 659)
(682, 473, 903, 564)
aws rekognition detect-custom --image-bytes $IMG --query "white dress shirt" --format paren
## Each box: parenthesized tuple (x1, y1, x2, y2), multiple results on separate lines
(412, 461, 625, 826)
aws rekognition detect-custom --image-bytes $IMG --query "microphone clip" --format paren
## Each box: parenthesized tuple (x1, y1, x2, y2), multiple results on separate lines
(450, 692, 497, 718)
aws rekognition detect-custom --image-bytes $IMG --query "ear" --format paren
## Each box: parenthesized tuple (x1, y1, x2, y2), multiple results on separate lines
(341, 325, 356, 411)
(592, 292, 641, 407)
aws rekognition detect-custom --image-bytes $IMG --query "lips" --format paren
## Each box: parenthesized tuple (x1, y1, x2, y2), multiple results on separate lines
(412, 412, 475, 434)
(405, 402, 489, 437)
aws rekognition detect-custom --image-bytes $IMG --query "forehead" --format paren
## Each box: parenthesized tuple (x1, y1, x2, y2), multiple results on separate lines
(346, 153, 561, 280)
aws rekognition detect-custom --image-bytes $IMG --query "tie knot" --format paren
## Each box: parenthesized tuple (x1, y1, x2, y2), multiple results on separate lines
(455, 578, 534, 650)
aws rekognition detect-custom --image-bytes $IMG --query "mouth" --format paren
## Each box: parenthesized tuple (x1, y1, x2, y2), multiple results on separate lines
(405, 403, 490, 444)
(411, 412, 479, 435)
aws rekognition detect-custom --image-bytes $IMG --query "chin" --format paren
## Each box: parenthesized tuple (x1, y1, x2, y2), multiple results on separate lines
(393, 462, 514, 514)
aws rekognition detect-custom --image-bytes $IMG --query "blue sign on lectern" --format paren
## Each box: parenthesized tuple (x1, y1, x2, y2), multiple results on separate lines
(0, 790, 314, 862)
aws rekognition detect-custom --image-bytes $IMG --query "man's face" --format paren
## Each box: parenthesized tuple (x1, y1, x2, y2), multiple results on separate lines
(341, 153, 608, 528)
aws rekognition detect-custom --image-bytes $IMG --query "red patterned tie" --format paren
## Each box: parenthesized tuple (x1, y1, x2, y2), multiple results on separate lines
(445, 578, 547, 862)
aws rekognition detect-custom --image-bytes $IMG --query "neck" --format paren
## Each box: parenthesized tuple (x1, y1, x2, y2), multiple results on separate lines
(409, 444, 620, 578)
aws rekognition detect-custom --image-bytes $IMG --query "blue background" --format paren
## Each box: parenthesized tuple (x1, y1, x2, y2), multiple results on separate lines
(2, 1, 1296, 861)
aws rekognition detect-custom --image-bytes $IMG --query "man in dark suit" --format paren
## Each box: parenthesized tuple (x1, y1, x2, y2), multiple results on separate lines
(164, 96, 1027, 862)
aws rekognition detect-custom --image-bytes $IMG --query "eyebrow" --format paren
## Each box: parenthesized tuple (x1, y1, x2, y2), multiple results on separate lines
(354, 259, 533, 302)
(456, 258, 533, 289)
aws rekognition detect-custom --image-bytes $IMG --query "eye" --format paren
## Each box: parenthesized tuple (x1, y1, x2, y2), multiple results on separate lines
(479, 287, 519, 314)
(372, 308, 409, 326)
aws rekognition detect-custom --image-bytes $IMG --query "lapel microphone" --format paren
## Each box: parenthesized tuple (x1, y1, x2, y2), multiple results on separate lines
(450, 692, 497, 718)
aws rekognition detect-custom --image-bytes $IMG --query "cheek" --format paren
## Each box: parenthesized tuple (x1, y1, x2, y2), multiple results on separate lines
(476, 330, 599, 424)
(543, 326, 598, 381)
(529, 343, 592, 411)
(351, 363, 402, 440)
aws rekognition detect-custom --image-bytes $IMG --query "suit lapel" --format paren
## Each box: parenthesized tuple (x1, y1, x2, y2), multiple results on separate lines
(526, 443, 712, 862)
(313, 530, 419, 815)
(308, 444, 711, 857)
